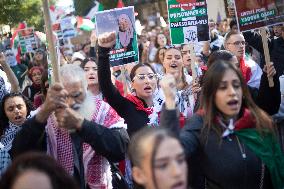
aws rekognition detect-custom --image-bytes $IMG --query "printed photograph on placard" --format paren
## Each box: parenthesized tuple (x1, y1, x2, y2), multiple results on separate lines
(234, 0, 284, 31)
(18, 28, 38, 53)
(167, 0, 210, 45)
(95, 6, 139, 67)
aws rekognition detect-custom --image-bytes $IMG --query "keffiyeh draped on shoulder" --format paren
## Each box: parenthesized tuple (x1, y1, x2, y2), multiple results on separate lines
(0, 122, 22, 176)
(46, 98, 126, 189)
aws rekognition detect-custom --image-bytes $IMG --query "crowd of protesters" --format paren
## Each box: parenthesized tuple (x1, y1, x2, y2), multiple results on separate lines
(0, 4, 284, 189)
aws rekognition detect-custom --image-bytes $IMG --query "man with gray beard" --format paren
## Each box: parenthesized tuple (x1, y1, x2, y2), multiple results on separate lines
(10, 64, 129, 189)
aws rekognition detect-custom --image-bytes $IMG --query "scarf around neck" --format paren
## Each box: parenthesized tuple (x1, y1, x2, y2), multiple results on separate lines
(46, 98, 126, 189)
(126, 94, 153, 115)
(198, 108, 284, 189)
(0, 122, 22, 175)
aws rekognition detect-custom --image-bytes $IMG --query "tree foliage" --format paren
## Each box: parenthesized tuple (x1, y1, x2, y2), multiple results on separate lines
(0, 0, 44, 31)
(73, 0, 122, 16)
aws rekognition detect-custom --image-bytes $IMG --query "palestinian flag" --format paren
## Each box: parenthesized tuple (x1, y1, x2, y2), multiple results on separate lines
(117, 0, 125, 8)
(236, 129, 284, 189)
(10, 23, 26, 63)
(77, 17, 95, 31)
(85, 0, 104, 22)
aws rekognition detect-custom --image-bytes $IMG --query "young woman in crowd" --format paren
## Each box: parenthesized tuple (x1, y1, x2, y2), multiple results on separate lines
(160, 61, 284, 189)
(0, 152, 79, 189)
(31, 49, 48, 70)
(162, 46, 201, 125)
(22, 66, 43, 103)
(207, 50, 280, 115)
(0, 92, 33, 175)
(80, 57, 101, 98)
(33, 70, 48, 109)
(149, 33, 168, 63)
(128, 127, 188, 189)
(151, 47, 165, 77)
(181, 44, 205, 78)
(98, 32, 163, 136)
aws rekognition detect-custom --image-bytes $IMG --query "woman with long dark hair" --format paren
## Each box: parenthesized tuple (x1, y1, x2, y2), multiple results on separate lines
(160, 60, 284, 188)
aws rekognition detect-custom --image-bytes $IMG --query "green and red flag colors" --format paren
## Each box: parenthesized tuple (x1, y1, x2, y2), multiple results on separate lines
(167, 0, 210, 45)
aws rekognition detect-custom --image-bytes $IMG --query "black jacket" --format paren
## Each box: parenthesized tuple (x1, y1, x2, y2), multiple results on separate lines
(160, 108, 273, 189)
(249, 71, 281, 115)
(97, 46, 149, 137)
(10, 116, 129, 189)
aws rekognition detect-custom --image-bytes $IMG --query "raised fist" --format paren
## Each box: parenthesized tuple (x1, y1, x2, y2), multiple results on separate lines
(98, 31, 116, 48)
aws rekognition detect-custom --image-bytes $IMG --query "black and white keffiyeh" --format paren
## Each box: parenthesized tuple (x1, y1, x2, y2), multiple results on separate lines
(0, 122, 22, 176)
(0, 76, 8, 103)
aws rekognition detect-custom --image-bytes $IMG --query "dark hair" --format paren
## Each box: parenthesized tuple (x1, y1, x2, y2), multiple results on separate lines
(81, 42, 91, 51)
(229, 19, 237, 30)
(0, 93, 33, 135)
(128, 127, 179, 189)
(40, 71, 49, 98)
(155, 33, 166, 48)
(0, 152, 79, 189)
(200, 61, 274, 138)
(130, 63, 156, 81)
(32, 50, 48, 70)
(80, 57, 97, 69)
(207, 50, 235, 68)
(154, 47, 165, 65)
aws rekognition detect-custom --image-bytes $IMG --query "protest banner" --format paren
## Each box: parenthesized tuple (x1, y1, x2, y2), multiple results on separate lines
(234, 0, 284, 31)
(18, 27, 38, 53)
(60, 16, 76, 39)
(95, 6, 139, 67)
(233, 0, 280, 87)
(167, 0, 210, 45)
(52, 22, 63, 45)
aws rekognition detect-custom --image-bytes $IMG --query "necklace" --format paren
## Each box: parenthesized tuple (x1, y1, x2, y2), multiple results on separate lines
(236, 136, 247, 159)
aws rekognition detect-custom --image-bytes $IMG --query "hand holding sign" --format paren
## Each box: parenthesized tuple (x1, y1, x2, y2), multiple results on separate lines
(98, 32, 116, 48)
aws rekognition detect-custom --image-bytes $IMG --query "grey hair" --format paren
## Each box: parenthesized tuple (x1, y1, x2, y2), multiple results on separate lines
(60, 64, 88, 92)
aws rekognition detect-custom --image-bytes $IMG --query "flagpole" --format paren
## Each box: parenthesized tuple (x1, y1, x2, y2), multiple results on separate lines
(42, 0, 60, 83)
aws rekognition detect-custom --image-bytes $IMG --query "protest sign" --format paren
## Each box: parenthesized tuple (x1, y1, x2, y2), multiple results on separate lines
(18, 28, 38, 53)
(234, 0, 284, 31)
(95, 6, 139, 67)
(60, 16, 76, 39)
(167, 0, 210, 45)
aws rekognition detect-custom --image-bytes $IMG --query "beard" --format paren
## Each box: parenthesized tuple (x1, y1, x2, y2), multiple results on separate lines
(72, 91, 96, 121)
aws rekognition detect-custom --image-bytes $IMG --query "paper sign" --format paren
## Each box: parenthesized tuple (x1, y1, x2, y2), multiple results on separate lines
(234, 0, 284, 31)
(167, 0, 210, 45)
(18, 28, 38, 53)
(95, 6, 139, 67)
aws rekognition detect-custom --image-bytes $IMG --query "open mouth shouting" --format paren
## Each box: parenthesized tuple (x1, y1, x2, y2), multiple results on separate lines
(171, 180, 187, 189)
(144, 85, 153, 93)
(227, 99, 240, 111)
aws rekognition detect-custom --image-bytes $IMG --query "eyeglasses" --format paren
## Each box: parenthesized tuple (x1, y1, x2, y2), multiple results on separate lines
(163, 45, 178, 50)
(133, 73, 157, 81)
(5, 53, 14, 57)
(227, 41, 248, 46)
